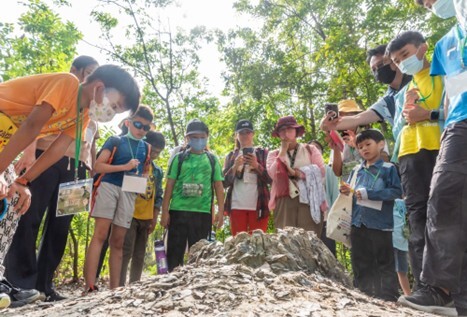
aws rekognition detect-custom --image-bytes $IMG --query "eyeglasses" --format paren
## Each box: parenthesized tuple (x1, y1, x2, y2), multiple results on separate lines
(132, 120, 151, 131)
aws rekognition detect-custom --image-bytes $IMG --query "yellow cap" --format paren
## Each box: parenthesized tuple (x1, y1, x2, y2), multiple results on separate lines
(338, 99, 362, 113)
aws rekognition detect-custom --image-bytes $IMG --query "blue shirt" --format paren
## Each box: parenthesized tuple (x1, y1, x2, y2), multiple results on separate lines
(393, 199, 409, 251)
(431, 25, 467, 127)
(101, 136, 148, 187)
(348, 159, 402, 231)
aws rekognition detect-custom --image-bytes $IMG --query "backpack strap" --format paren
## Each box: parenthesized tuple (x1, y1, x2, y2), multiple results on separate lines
(175, 148, 190, 180)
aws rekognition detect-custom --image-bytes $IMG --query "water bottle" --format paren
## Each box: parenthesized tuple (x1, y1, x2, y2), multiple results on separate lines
(0, 198, 7, 221)
(208, 230, 216, 242)
(154, 240, 168, 274)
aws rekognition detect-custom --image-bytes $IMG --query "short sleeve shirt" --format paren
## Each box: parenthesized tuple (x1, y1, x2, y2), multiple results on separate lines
(0, 73, 89, 139)
(431, 25, 467, 127)
(167, 151, 224, 213)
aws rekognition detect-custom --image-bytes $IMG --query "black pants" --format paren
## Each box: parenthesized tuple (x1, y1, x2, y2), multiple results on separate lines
(320, 221, 336, 257)
(422, 121, 467, 311)
(350, 226, 399, 302)
(167, 210, 211, 272)
(4, 150, 87, 294)
(399, 149, 438, 290)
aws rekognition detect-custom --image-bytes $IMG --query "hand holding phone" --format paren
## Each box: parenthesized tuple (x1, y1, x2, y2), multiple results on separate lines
(324, 103, 339, 121)
(242, 147, 254, 156)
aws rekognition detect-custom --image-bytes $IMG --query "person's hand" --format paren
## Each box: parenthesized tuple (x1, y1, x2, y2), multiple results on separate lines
(355, 189, 363, 200)
(403, 103, 430, 125)
(279, 139, 290, 156)
(405, 88, 420, 105)
(14, 153, 36, 175)
(294, 168, 306, 180)
(339, 182, 352, 196)
(346, 130, 357, 148)
(233, 154, 245, 172)
(148, 217, 157, 234)
(8, 182, 31, 214)
(324, 132, 339, 151)
(244, 153, 259, 170)
(124, 159, 140, 171)
(214, 211, 224, 228)
(0, 178, 8, 200)
(320, 113, 341, 131)
(160, 211, 170, 228)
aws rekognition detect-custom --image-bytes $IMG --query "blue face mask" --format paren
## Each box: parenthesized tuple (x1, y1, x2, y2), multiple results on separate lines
(398, 48, 424, 76)
(189, 138, 207, 152)
(431, 0, 456, 19)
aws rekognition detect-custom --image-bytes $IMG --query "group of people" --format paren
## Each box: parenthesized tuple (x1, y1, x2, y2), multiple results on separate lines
(320, 1, 467, 316)
(0, 0, 464, 315)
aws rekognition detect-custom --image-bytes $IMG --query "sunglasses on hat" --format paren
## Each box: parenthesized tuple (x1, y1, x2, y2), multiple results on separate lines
(132, 120, 151, 131)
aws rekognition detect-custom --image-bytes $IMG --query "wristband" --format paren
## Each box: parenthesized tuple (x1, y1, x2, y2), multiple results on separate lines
(430, 110, 440, 121)
(15, 176, 31, 187)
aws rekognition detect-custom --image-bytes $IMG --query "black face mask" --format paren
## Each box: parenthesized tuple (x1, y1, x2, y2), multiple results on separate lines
(373, 64, 396, 84)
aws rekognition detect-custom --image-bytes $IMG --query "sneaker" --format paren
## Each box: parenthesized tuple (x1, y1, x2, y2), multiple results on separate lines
(0, 279, 41, 307)
(45, 290, 66, 302)
(398, 285, 457, 317)
(0, 293, 11, 309)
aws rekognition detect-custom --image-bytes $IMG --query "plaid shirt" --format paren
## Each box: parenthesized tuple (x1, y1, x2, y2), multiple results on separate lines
(223, 147, 272, 219)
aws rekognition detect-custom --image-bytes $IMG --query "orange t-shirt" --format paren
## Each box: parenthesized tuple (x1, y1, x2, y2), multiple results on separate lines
(0, 72, 89, 139)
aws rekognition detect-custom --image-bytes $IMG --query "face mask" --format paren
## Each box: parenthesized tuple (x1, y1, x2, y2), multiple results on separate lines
(431, 0, 456, 19)
(189, 138, 207, 152)
(373, 64, 397, 84)
(88, 88, 116, 123)
(454, 0, 467, 31)
(126, 131, 143, 140)
(398, 49, 424, 76)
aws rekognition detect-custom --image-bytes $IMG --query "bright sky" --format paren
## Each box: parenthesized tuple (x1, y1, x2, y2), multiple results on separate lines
(0, 0, 255, 130)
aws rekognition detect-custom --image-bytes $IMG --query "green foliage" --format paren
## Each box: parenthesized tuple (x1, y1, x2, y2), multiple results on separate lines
(0, 0, 81, 80)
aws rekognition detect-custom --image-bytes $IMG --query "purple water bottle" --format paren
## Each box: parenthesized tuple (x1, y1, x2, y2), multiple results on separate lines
(154, 240, 168, 274)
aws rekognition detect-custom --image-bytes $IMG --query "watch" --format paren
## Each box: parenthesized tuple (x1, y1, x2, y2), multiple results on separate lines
(430, 110, 440, 121)
(15, 176, 31, 187)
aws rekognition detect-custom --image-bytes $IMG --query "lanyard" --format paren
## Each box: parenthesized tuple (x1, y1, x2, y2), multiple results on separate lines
(74, 86, 83, 182)
(127, 137, 144, 174)
(411, 76, 434, 105)
(362, 166, 381, 189)
(287, 145, 299, 168)
(456, 25, 467, 69)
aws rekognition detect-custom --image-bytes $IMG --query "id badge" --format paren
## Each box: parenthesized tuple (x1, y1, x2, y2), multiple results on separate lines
(182, 183, 203, 197)
(122, 173, 148, 194)
(56, 178, 93, 217)
(445, 70, 467, 100)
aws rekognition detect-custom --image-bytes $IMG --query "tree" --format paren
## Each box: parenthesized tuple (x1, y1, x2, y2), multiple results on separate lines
(91, 0, 218, 147)
(0, 0, 81, 80)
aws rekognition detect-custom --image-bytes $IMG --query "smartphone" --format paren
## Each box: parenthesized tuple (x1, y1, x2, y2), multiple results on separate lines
(324, 103, 339, 121)
(242, 147, 254, 156)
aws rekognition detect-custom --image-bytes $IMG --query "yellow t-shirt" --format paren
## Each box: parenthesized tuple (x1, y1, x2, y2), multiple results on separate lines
(399, 67, 443, 158)
(133, 164, 156, 220)
(0, 113, 18, 152)
(0, 72, 89, 139)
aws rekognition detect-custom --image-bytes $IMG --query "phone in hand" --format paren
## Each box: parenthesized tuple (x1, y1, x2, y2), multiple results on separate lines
(324, 103, 339, 121)
(329, 130, 344, 152)
(242, 147, 254, 156)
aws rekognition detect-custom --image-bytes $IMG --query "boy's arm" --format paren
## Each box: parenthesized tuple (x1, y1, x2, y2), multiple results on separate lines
(14, 140, 37, 174)
(364, 167, 402, 201)
(0, 103, 54, 174)
(213, 180, 225, 228)
(160, 178, 175, 228)
(332, 149, 343, 177)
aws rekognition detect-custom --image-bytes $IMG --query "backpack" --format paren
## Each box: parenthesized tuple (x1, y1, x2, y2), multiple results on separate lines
(91, 136, 151, 211)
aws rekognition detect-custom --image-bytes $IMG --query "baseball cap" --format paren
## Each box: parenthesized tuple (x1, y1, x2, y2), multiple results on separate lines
(186, 119, 209, 136)
(235, 119, 254, 132)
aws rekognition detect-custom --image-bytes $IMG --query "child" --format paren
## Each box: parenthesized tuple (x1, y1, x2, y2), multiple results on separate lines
(84, 105, 153, 291)
(120, 131, 165, 285)
(340, 129, 402, 301)
(161, 119, 224, 272)
(0, 65, 140, 213)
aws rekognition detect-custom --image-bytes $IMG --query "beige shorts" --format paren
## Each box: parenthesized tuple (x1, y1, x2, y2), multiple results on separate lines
(92, 182, 137, 229)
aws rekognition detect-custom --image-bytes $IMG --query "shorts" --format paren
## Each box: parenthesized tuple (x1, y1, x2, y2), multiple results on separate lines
(91, 182, 137, 229)
(394, 248, 409, 273)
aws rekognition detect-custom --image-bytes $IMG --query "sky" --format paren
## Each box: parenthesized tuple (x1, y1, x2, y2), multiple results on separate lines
(0, 0, 255, 130)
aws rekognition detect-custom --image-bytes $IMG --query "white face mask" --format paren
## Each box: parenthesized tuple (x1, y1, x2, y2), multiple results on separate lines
(398, 48, 424, 76)
(454, 0, 467, 31)
(431, 0, 456, 19)
(88, 88, 116, 123)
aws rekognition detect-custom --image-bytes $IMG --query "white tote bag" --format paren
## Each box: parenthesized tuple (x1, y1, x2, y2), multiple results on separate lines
(326, 167, 358, 248)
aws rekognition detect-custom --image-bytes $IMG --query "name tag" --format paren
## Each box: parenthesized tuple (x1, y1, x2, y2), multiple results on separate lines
(56, 178, 93, 217)
(122, 174, 148, 194)
(182, 183, 203, 197)
(446, 70, 467, 100)
(356, 199, 383, 211)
